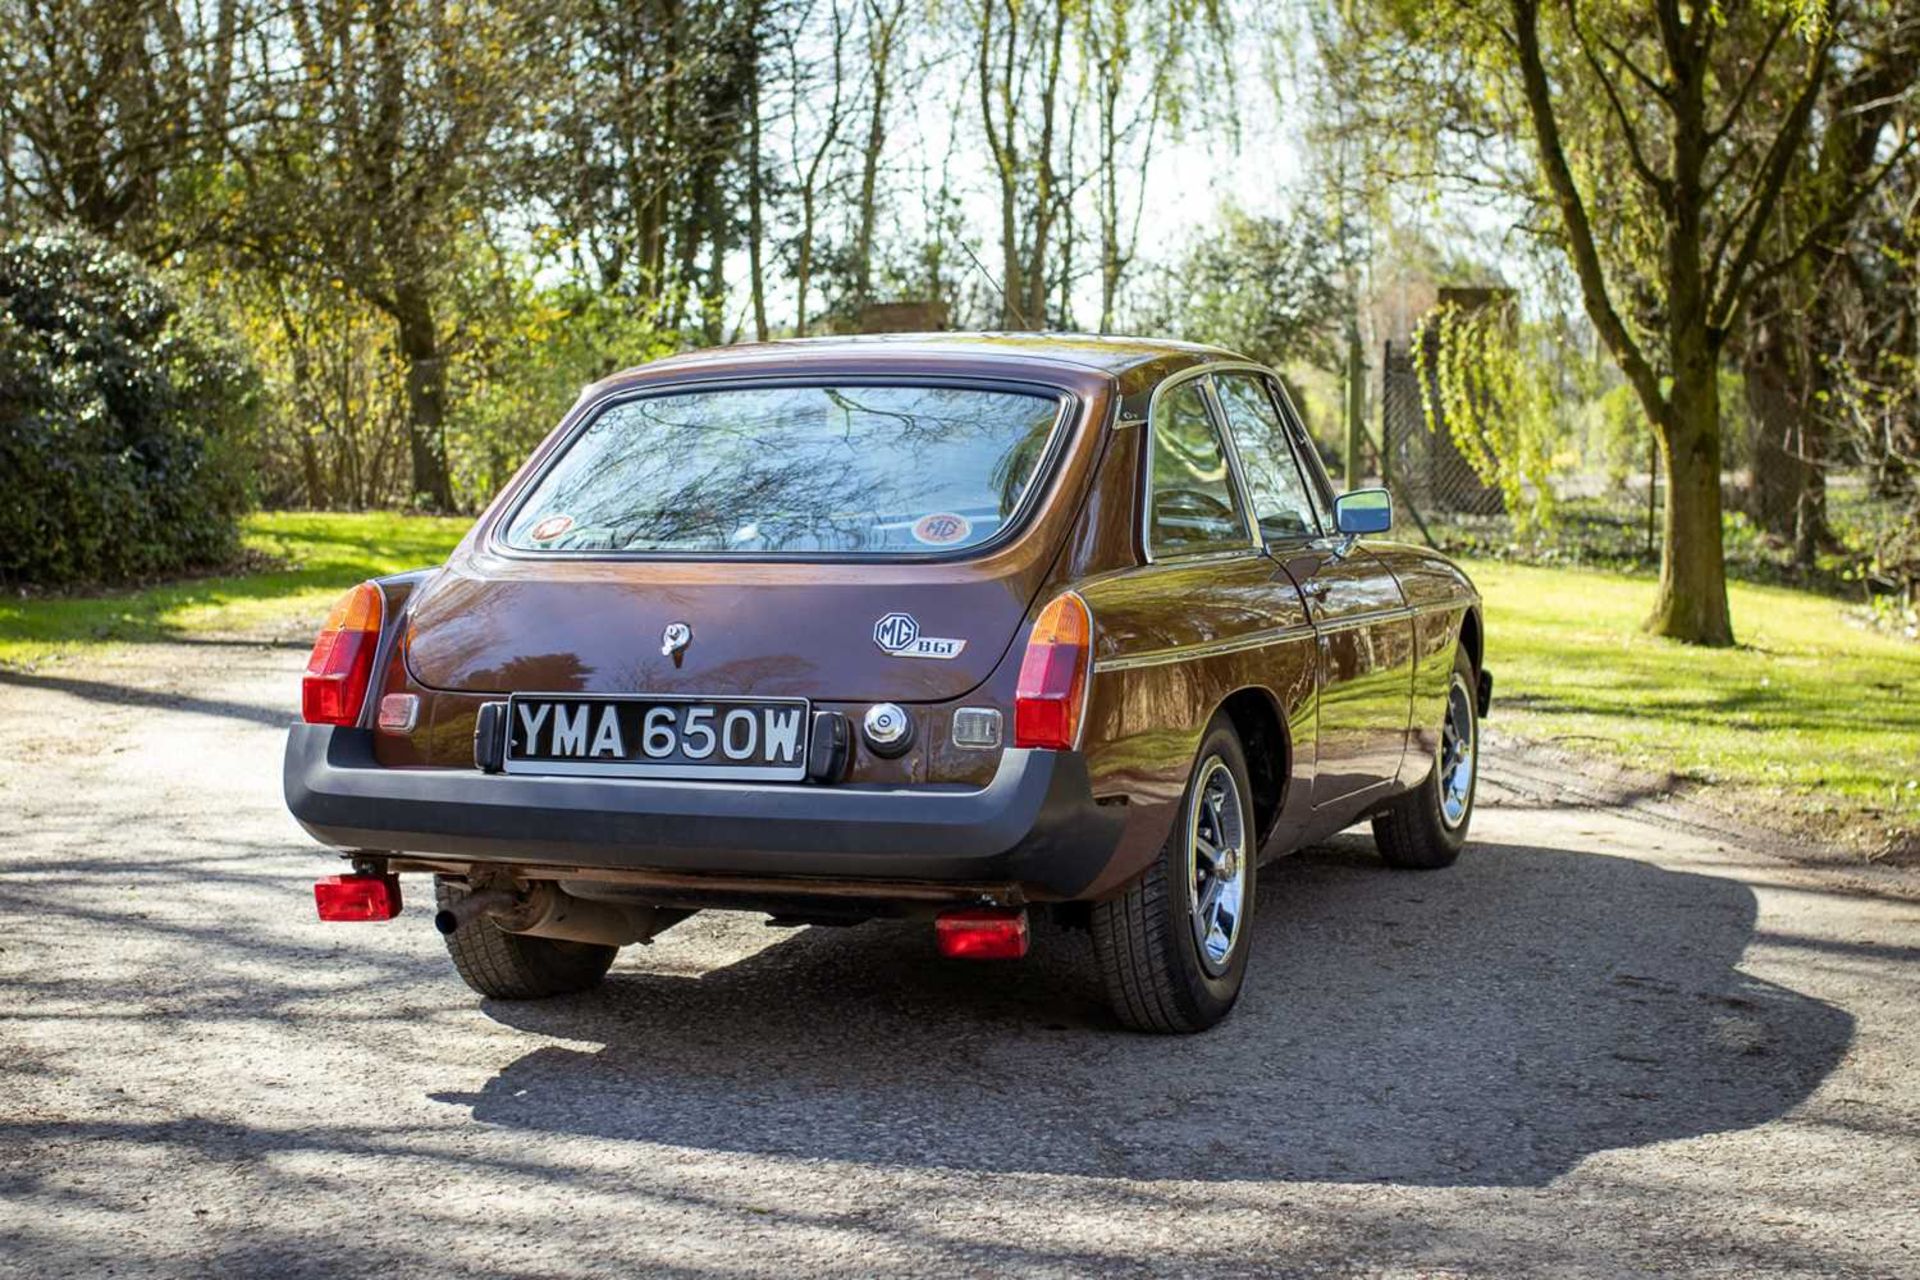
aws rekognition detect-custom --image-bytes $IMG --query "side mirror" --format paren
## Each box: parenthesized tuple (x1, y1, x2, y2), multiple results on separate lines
(1333, 487, 1392, 536)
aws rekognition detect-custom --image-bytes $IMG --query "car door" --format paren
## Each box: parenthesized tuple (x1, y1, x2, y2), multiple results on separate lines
(1211, 370, 1414, 807)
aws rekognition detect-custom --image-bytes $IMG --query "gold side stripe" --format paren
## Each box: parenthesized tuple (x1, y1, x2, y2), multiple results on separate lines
(1094, 624, 1317, 673)
(1092, 599, 1467, 674)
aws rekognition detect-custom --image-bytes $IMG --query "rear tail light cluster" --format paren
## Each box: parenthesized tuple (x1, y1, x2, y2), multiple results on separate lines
(302, 581, 384, 725)
(1013, 592, 1092, 750)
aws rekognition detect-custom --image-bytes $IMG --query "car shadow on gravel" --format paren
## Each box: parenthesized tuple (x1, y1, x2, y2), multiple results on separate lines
(434, 837, 1853, 1187)
(0, 667, 289, 729)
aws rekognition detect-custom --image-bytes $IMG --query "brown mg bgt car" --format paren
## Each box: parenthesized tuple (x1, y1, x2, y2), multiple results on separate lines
(287, 334, 1489, 1033)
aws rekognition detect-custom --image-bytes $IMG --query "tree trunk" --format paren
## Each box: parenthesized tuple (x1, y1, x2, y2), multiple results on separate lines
(1792, 416, 1829, 567)
(853, 3, 889, 308)
(979, 0, 1022, 329)
(702, 197, 727, 345)
(795, 192, 814, 336)
(393, 284, 454, 512)
(1645, 33, 1734, 648)
(1649, 362, 1735, 646)
(1020, 0, 1067, 329)
(747, 66, 768, 342)
(1743, 311, 1812, 542)
(1097, 70, 1120, 333)
(1743, 282, 1832, 566)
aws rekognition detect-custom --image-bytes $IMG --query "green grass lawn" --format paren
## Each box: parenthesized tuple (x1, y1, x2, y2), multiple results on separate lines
(1466, 558, 1920, 850)
(3, 512, 1914, 850)
(0, 511, 468, 666)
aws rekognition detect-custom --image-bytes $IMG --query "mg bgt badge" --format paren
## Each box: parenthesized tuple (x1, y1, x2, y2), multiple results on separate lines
(661, 621, 693, 660)
(873, 611, 966, 661)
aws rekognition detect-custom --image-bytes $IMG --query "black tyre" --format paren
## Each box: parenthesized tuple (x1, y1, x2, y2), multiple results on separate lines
(1372, 644, 1479, 870)
(1092, 713, 1256, 1033)
(434, 878, 618, 999)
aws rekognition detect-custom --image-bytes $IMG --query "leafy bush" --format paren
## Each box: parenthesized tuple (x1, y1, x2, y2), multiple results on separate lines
(1132, 205, 1348, 371)
(444, 281, 676, 509)
(0, 231, 257, 587)
(209, 253, 673, 512)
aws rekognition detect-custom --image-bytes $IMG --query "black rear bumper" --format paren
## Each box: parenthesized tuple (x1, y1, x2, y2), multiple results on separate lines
(283, 725, 1123, 898)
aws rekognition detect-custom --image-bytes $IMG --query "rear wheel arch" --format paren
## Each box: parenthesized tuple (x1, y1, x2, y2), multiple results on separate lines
(1217, 686, 1287, 849)
(1457, 606, 1483, 675)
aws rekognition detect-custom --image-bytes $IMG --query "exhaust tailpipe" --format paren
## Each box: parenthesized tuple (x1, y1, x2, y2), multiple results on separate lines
(434, 889, 516, 936)
(434, 882, 662, 947)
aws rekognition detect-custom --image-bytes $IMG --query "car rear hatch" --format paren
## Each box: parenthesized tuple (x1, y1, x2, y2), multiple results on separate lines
(403, 563, 1040, 703)
(404, 376, 1095, 704)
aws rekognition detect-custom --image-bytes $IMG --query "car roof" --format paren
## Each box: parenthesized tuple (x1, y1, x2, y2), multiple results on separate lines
(597, 332, 1252, 385)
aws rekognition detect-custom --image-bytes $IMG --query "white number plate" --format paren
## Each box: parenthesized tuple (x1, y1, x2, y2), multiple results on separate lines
(503, 695, 811, 781)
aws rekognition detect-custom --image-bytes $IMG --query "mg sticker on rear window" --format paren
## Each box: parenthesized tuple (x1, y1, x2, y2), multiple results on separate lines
(528, 513, 574, 542)
(873, 611, 967, 661)
(911, 512, 973, 545)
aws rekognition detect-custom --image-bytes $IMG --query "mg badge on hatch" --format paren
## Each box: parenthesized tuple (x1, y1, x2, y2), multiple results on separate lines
(873, 611, 966, 661)
(661, 621, 693, 663)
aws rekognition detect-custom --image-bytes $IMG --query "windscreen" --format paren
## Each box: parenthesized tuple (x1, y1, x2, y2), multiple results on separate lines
(502, 383, 1066, 556)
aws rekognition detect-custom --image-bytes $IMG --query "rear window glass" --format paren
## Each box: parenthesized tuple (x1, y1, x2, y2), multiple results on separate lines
(502, 384, 1066, 556)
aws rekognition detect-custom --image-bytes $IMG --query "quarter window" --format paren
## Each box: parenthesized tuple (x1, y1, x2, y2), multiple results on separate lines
(1213, 373, 1323, 542)
(1149, 378, 1249, 556)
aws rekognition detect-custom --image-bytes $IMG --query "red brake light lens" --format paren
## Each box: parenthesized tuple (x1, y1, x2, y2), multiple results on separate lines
(301, 582, 384, 725)
(1014, 592, 1092, 750)
(313, 873, 402, 922)
(934, 907, 1030, 960)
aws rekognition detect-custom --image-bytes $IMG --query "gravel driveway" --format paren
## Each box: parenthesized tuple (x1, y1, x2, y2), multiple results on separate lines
(1, 640, 1915, 1278)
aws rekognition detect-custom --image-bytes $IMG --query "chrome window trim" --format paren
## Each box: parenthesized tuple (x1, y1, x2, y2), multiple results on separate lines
(1138, 364, 1264, 564)
(486, 374, 1080, 565)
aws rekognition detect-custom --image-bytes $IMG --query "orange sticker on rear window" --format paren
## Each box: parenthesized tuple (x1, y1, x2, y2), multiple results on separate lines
(529, 514, 574, 542)
(912, 513, 972, 545)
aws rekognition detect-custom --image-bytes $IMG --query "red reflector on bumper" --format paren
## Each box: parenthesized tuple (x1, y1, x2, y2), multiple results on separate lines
(935, 907, 1029, 960)
(314, 873, 402, 922)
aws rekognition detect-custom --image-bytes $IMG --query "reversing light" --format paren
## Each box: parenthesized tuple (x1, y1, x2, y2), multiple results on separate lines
(934, 907, 1030, 960)
(313, 872, 402, 922)
(377, 693, 420, 734)
(302, 582, 384, 725)
(951, 706, 1003, 749)
(1013, 592, 1092, 750)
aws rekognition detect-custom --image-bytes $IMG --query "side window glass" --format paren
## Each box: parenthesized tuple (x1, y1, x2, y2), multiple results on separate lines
(1149, 379, 1249, 556)
(1268, 377, 1337, 531)
(1213, 373, 1322, 542)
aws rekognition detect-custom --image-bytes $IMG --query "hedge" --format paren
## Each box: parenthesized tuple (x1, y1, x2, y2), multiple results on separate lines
(1, 230, 256, 588)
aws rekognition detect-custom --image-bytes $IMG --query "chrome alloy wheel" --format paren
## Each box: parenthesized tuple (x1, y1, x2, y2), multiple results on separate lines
(1187, 756, 1248, 976)
(1439, 672, 1477, 830)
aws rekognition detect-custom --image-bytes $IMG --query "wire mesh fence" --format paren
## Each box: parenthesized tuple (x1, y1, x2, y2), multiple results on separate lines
(1366, 336, 1915, 628)
(1378, 337, 1506, 527)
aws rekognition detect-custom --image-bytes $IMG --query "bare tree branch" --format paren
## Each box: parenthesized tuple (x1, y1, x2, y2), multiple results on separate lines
(1707, 11, 1790, 145)
(1730, 129, 1920, 313)
(1709, 31, 1835, 332)
(1566, 0, 1671, 199)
